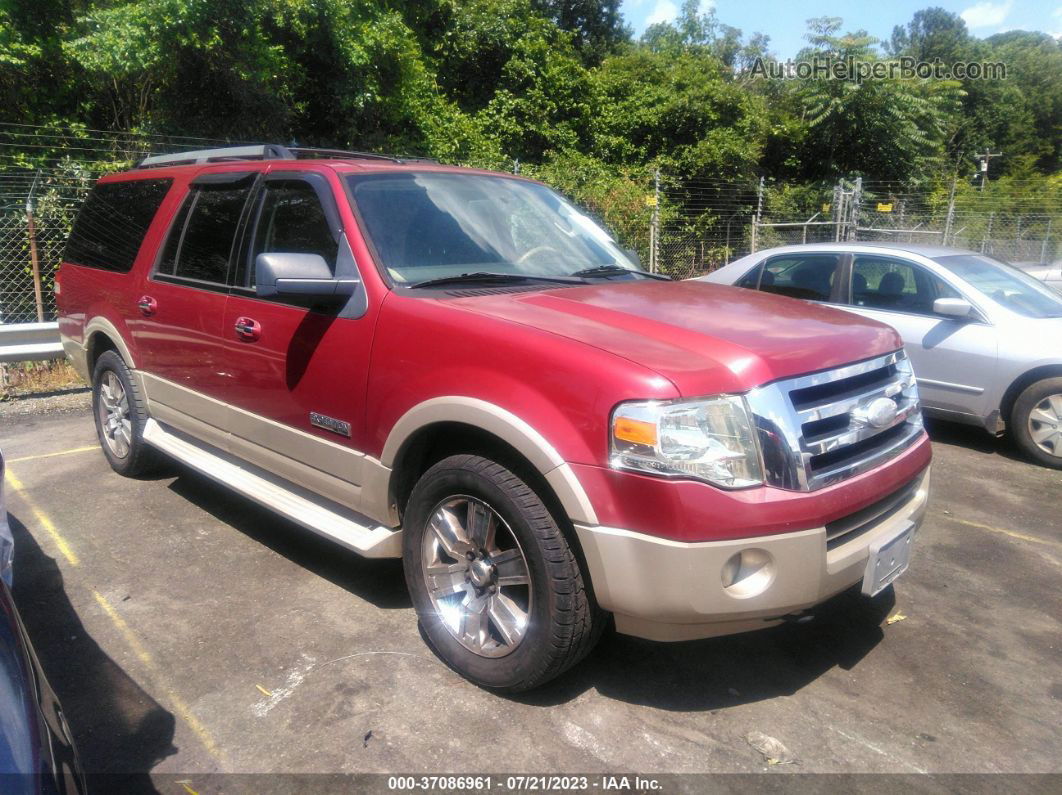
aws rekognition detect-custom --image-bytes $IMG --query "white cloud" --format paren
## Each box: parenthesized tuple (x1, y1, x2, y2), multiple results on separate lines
(1055, 5, 1062, 18)
(700, 0, 717, 12)
(960, 1, 1014, 29)
(646, 0, 679, 26)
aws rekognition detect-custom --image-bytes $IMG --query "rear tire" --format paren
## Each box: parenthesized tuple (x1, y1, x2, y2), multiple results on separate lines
(91, 350, 163, 477)
(402, 454, 602, 692)
(1011, 377, 1062, 469)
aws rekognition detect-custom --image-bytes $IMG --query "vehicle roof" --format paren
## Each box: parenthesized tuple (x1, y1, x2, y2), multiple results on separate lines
(747, 241, 978, 258)
(97, 156, 524, 184)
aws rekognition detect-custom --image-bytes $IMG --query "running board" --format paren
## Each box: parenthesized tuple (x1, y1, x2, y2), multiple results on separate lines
(142, 418, 402, 558)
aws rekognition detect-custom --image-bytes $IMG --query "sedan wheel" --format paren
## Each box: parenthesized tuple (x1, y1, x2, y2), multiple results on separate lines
(1027, 393, 1062, 457)
(1012, 377, 1062, 469)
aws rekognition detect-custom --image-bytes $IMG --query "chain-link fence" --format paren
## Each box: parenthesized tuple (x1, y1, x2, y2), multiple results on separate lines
(0, 121, 1059, 319)
(653, 175, 1061, 279)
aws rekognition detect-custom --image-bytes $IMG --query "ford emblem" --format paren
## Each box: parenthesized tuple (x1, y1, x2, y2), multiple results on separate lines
(865, 397, 899, 429)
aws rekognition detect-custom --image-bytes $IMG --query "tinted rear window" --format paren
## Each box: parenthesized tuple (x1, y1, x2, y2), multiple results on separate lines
(65, 179, 172, 272)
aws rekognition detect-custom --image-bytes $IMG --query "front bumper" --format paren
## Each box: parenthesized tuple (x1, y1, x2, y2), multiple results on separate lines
(574, 468, 930, 641)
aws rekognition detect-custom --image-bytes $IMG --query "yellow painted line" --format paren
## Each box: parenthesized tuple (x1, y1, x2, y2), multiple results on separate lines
(5, 445, 99, 464)
(5, 466, 224, 765)
(951, 517, 1060, 549)
(92, 591, 225, 764)
(4, 469, 80, 567)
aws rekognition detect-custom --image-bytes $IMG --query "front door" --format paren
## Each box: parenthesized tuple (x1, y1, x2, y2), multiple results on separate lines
(841, 254, 998, 422)
(217, 170, 377, 507)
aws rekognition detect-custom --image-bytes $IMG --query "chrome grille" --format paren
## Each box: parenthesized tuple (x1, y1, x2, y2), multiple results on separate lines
(745, 350, 924, 491)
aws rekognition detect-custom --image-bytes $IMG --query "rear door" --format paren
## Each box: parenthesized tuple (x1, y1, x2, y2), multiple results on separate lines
(130, 171, 256, 440)
(840, 254, 998, 420)
(736, 251, 847, 304)
(216, 169, 376, 507)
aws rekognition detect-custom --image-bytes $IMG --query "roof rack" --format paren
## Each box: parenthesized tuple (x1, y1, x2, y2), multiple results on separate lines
(136, 144, 439, 169)
(138, 144, 295, 168)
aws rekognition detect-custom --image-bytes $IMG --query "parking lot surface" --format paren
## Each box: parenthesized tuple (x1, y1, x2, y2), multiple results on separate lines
(2, 405, 1060, 788)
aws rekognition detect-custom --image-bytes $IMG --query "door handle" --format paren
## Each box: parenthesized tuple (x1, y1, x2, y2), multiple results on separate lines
(234, 316, 261, 341)
(137, 296, 157, 316)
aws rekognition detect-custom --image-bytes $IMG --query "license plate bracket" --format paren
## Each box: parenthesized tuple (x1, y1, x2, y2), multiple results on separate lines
(861, 521, 915, 597)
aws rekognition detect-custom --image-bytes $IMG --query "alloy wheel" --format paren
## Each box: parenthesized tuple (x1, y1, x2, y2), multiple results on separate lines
(421, 495, 532, 658)
(97, 370, 132, 458)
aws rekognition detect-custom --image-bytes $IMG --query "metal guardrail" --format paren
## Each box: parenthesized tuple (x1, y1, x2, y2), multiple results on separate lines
(0, 321, 63, 363)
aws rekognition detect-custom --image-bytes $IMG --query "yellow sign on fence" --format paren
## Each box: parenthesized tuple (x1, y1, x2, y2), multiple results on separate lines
(645, 196, 658, 207)
(877, 202, 894, 213)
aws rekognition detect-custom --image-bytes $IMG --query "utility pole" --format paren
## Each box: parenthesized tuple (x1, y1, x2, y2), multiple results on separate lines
(25, 169, 44, 323)
(943, 173, 958, 246)
(977, 149, 1002, 192)
(751, 175, 764, 253)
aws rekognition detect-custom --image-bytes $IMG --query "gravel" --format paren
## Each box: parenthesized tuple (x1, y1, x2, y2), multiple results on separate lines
(0, 388, 91, 420)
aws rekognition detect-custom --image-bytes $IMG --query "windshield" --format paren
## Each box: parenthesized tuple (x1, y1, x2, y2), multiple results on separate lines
(934, 254, 1062, 319)
(347, 172, 639, 284)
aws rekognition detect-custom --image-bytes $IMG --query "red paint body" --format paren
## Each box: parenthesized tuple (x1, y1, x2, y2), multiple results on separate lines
(57, 159, 930, 543)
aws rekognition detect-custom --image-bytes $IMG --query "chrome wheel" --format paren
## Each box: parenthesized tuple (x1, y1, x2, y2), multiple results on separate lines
(1028, 393, 1062, 457)
(421, 496, 532, 658)
(97, 370, 132, 459)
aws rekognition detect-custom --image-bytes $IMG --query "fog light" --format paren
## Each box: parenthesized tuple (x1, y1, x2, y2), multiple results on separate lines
(721, 548, 775, 598)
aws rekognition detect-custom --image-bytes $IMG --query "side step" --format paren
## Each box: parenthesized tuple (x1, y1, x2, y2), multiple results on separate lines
(142, 419, 402, 558)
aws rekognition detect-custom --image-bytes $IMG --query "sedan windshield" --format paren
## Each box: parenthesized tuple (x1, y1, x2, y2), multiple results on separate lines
(347, 172, 641, 285)
(934, 254, 1062, 318)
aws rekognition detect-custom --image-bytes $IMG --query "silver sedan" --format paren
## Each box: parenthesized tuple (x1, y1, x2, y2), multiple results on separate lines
(701, 243, 1062, 468)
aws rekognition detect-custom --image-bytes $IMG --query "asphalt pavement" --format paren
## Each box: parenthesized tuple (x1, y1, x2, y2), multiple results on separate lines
(1, 405, 1059, 790)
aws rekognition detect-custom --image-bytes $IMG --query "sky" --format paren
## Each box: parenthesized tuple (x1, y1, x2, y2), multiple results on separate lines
(620, 0, 1060, 58)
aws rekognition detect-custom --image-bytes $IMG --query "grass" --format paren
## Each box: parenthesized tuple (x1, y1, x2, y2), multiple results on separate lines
(0, 358, 85, 399)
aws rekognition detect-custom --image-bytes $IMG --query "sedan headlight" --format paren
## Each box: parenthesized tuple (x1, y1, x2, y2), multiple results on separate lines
(610, 396, 763, 488)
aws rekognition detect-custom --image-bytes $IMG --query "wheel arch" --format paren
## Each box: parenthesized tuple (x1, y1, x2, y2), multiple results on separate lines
(382, 398, 598, 529)
(84, 317, 137, 373)
(1000, 364, 1062, 428)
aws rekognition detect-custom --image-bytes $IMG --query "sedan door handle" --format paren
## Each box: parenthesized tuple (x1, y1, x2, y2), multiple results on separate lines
(234, 316, 261, 341)
(137, 295, 157, 316)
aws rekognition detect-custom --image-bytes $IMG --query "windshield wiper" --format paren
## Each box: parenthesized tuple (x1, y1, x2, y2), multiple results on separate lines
(570, 264, 672, 281)
(407, 271, 585, 289)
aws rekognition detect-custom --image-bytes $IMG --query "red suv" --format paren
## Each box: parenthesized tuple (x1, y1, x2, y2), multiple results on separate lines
(56, 145, 931, 691)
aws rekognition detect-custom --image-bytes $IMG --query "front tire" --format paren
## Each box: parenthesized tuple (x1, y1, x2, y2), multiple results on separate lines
(91, 350, 163, 477)
(402, 454, 602, 692)
(1011, 377, 1062, 469)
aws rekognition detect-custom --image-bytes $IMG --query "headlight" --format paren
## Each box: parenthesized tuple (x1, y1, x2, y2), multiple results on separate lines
(610, 396, 763, 488)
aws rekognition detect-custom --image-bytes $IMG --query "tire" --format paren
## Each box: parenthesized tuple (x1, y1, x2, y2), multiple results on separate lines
(402, 454, 602, 692)
(91, 350, 163, 477)
(1011, 377, 1062, 469)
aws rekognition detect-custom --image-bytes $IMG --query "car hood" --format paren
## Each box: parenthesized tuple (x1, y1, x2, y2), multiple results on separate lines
(450, 280, 902, 395)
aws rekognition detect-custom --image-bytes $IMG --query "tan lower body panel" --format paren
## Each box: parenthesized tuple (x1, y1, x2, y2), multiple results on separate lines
(142, 419, 401, 557)
(136, 372, 401, 556)
(575, 469, 931, 642)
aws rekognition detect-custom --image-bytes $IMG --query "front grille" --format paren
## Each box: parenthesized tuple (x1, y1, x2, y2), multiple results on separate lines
(746, 350, 924, 491)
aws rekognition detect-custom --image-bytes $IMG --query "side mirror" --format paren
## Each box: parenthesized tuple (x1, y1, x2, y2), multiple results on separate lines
(933, 297, 974, 319)
(255, 253, 358, 303)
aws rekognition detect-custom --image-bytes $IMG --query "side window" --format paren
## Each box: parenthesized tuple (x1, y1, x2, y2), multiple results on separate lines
(169, 186, 250, 284)
(756, 254, 840, 301)
(851, 256, 961, 317)
(65, 178, 172, 272)
(246, 180, 338, 287)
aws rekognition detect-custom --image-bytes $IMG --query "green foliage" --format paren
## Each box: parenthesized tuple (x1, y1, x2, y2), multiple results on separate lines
(0, 0, 1056, 244)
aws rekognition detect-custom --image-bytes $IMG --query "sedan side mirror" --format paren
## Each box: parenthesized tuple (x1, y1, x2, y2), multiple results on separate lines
(255, 253, 358, 304)
(933, 297, 974, 319)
